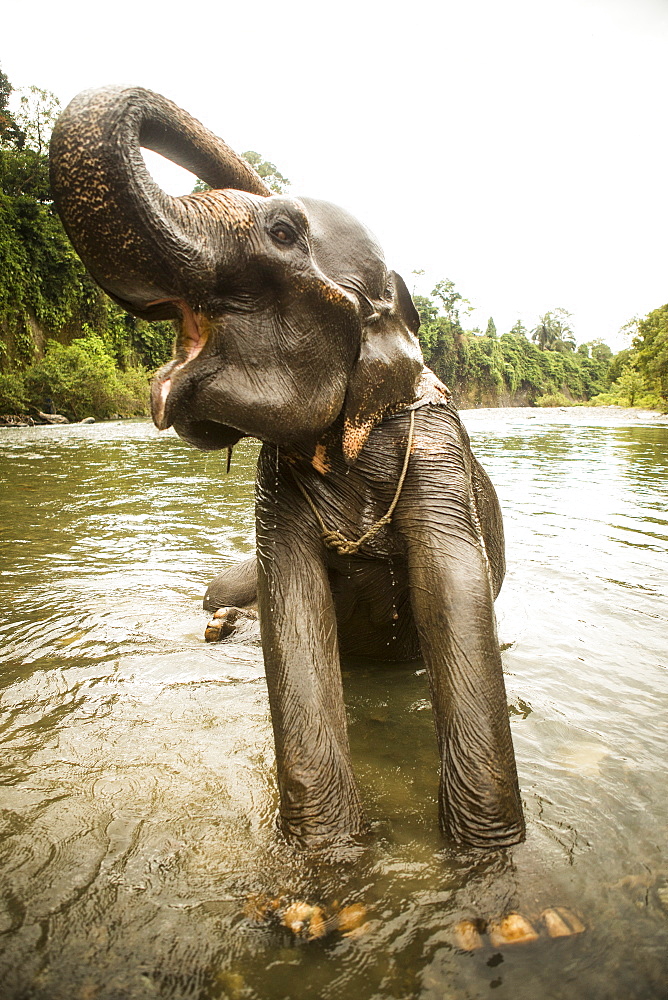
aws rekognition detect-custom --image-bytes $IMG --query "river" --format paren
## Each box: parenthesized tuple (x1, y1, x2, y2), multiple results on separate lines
(0, 407, 666, 999)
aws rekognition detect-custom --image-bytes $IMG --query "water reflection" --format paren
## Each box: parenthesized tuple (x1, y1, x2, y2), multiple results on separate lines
(0, 411, 667, 999)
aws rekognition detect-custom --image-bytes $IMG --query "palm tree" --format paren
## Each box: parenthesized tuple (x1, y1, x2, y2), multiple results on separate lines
(532, 309, 575, 352)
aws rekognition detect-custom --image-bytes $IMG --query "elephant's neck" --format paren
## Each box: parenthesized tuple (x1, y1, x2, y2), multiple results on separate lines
(312, 366, 451, 473)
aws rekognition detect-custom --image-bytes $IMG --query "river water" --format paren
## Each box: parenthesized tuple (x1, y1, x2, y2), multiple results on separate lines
(0, 408, 666, 1000)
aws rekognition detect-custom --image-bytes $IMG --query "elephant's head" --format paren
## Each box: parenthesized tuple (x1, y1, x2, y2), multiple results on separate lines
(50, 87, 423, 461)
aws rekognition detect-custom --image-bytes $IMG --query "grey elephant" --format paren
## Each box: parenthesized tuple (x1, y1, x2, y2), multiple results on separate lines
(50, 87, 524, 850)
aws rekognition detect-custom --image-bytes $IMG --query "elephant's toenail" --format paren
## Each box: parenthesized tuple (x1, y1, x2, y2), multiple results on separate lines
(204, 621, 223, 642)
(453, 919, 484, 951)
(488, 913, 539, 946)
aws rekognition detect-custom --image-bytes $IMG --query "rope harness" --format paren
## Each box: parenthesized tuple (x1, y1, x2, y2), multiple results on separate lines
(290, 409, 416, 557)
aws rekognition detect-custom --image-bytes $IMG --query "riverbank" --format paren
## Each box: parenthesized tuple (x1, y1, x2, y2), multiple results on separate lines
(2, 404, 667, 433)
(460, 404, 668, 426)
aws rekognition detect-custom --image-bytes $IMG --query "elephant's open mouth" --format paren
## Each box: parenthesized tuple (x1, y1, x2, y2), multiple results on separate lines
(150, 300, 210, 431)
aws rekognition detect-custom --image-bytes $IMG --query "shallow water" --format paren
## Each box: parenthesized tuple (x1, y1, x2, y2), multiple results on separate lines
(0, 408, 666, 999)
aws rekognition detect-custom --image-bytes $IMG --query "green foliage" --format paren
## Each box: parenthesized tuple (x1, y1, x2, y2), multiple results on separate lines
(0, 193, 77, 366)
(634, 304, 668, 406)
(417, 283, 611, 406)
(531, 308, 576, 352)
(11, 86, 60, 154)
(589, 307, 667, 411)
(240, 151, 289, 193)
(119, 314, 175, 370)
(0, 370, 27, 412)
(0, 146, 51, 201)
(606, 347, 633, 385)
(92, 307, 175, 370)
(534, 392, 576, 407)
(0, 65, 24, 149)
(579, 339, 613, 363)
(193, 150, 290, 195)
(612, 367, 646, 406)
(0, 67, 174, 421)
(0, 68, 103, 366)
(413, 294, 438, 327)
(23, 336, 149, 420)
(431, 278, 471, 323)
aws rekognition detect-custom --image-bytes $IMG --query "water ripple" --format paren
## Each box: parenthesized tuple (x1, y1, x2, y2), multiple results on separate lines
(0, 413, 667, 999)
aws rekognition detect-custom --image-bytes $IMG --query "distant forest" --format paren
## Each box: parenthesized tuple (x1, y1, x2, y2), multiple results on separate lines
(1, 67, 666, 421)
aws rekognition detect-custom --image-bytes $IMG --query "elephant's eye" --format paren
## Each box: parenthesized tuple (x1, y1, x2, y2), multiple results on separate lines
(269, 222, 297, 246)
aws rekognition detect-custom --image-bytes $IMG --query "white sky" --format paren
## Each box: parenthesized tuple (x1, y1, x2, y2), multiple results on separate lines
(4, 0, 667, 349)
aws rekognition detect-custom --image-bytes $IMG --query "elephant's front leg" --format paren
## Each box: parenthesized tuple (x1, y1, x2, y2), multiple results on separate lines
(395, 410, 525, 849)
(256, 460, 365, 846)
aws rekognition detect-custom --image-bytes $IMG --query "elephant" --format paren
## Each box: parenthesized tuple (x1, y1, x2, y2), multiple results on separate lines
(50, 86, 525, 850)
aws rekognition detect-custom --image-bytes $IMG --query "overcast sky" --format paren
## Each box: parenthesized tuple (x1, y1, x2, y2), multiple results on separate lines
(4, 0, 667, 348)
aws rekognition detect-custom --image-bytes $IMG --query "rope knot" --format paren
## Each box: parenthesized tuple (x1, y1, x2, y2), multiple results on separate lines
(321, 530, 361, 556)
(290, 409, 415, 559)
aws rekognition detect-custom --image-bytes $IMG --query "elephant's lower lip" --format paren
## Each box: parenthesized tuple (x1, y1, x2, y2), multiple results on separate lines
(172, 416, 245, 452)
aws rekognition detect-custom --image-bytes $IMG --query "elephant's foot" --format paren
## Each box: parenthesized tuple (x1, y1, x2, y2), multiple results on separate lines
(204, 605, 258, 642)
(454, 907, 585, 951)
(244, 894, 370, 941)
(245, 894, 584, 948)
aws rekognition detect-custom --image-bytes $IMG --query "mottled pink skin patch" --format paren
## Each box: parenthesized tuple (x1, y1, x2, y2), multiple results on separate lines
(156, 378, 172, 425)
(148, 298, 209, 429)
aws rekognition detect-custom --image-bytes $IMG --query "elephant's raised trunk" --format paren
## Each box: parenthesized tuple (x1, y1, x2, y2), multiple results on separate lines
(49, 86, 271, 321)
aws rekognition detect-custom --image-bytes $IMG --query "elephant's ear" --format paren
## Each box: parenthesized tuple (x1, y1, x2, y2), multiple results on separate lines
(341, 271, 424, 464)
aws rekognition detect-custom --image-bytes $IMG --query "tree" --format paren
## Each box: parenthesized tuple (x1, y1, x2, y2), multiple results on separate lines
(485, 317, 497, 339)
(0, 66, 24, 149)
(0, 145, 51, 201)
(615, 366, 646, 406)
(412, 294, 438, 327)
(0, 79, 60, 202)
(634, 304, 668, 406)
(240, 151, 289, 193)
(415, 279, 473, 385)
(579, 339, 613, 363)
(0, 70, 174, 396)
(0, 67, 11, 120)
(532, 313, 556, 350)
(531, 308, 575, 352)
(431, 278, 471, 325)
(192, 150, 290, 195)
(12, 86, 61, 154)
(618, 316, 640, 343)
